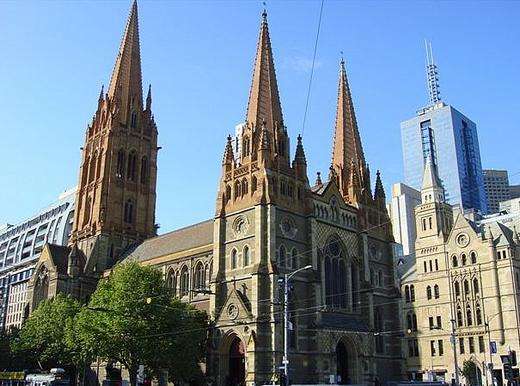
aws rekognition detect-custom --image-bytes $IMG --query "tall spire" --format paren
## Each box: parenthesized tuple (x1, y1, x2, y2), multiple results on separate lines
(374, 170, 386, 207)
(331, 58, 366, 174)
(425, 40, 441, 106)
(245, 10, 283, 133)
(421, 154, 444, 203)
(107, 0, 143, 122)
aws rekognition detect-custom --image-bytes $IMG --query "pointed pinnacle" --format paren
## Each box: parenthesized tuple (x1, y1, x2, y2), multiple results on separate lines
(99, 84, 105, 101)
(316, 172, 323, 186)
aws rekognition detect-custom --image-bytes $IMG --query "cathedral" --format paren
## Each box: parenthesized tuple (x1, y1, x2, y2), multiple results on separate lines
(26, 2, 403, 385)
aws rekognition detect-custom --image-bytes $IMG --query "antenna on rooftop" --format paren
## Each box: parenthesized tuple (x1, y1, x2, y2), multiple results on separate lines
(425, 40, 441, 106)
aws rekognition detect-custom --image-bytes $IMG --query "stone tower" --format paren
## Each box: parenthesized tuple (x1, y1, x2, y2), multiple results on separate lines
(414, 156, 452, 243)
(27, 0, 158, 310)
(69, 0, 158, 285)
(210, 11, 311, 385)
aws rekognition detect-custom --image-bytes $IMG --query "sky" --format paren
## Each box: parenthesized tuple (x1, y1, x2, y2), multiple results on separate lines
(0, 0, 519, 234)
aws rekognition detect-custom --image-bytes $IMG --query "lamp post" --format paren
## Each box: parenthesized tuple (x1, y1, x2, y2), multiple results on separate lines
(281, 265, 313, 385)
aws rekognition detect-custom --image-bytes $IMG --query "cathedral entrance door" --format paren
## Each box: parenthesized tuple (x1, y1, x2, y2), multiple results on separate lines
(336, 341, 350, 384)
(228, 337, 245, 386)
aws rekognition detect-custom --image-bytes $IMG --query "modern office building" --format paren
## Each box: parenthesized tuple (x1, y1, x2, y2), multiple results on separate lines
(483, 169, 510, 214)
(387, 183, 421, 259)
(0, 187, 75, 331)
(510, 185, 520, 200)
(400, 44, 487, 214)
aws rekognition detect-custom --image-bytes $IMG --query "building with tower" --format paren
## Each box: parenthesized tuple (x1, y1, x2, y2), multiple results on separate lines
(400, 43, 487, 214)
(399, 156, 520, 384)
(26, 1, 158, 311)
(24, 3, 404, 385)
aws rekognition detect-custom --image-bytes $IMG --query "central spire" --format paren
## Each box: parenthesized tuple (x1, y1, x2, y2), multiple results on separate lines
(245, 10, 284, 133)
(331, 58, 365, 173)
(107, 0, 143, 123)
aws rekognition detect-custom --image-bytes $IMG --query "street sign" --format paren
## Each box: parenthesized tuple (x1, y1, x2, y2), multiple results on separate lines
(490, 341, 497, 354)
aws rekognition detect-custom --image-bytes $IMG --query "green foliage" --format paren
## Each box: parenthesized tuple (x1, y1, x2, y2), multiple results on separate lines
(12, 294, 82, 369)
(75, 261, 208, 386)
(462, 360, 480, 386)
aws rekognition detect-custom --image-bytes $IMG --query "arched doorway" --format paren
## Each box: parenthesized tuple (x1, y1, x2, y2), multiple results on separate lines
(336, 341, 350, 384)
(336, 338, 358, 384)
(228, 336, 245, 386)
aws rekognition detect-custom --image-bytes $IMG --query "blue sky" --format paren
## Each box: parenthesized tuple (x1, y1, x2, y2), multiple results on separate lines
(0, 0, 519, 234)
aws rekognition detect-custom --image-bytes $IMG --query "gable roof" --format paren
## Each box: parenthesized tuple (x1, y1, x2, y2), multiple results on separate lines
(122, 219, 214, 263)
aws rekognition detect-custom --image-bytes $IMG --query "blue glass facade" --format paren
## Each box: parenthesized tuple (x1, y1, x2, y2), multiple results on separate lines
(401, 103, 487, 213)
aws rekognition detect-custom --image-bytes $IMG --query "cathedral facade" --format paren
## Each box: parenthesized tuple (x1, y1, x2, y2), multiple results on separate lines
(27, 2, 403, 385)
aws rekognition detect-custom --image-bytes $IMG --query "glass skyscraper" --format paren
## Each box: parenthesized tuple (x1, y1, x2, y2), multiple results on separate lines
(401, 102, 487, 213)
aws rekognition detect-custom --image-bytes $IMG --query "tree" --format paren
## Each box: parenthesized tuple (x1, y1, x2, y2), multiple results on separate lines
(75, 261, 208, 386)
(462, 360, 481, 386)
(12, 294, 82, 370)
(1, 327, 38, 371)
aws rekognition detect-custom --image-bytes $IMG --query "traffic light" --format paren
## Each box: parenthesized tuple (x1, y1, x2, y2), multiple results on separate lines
(504, 363, 514, 381)
(511, 350, 517, 366)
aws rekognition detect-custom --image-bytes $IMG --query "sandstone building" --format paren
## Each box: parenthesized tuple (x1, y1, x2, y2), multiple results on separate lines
(399, 158, 520, 385)
(26, 2, 404, 385)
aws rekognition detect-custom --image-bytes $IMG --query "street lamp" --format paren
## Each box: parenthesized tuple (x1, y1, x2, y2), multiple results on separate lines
(280, 265, 313, 385)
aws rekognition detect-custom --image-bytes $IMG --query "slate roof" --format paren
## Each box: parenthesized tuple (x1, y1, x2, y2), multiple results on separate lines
(47, 244, 71, 274)
(310, 181, 330, 195)
(123, 219, 214, 263)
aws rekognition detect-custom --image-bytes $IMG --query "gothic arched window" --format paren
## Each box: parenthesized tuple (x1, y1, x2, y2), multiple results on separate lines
(252, 176, 258, 192)
(124, 199, 134, 224)
(225, 185, 231, 203)
(194, 262, 205, 290)
(410, 285, 415, 302)
(466, 306, 473, 326)
(88, 153, 97, 182)
(471, 251, 477, 264)
(434, 284, 440, 299)
(180, 266, 189, 297)
(476, 307, 482, 325)
(234, 180, 241, 200)
(457, 307, 463, 327)
(166, 269, 177, 297)
(461, 253, 467, 266)
(427, 286, 432, 300)
(116, 149, 125, 178)
(231, 249, 238, 269)
(279, 245, 286, 268)
(473, 278, 479, 294)
(127, 151, 137, 181)
(243, 136, 250, 157)
(130, 111, 138, 128)
(464, 280, 470, 296)
(455, 281, 461, 297)
(405, 285, 410, 303)
(452, 255, 458, 267)
(242, 178, 248, 196)
(243, 245, 250, 266)
(140, 156, 148, 184)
